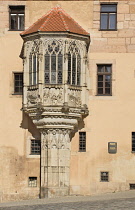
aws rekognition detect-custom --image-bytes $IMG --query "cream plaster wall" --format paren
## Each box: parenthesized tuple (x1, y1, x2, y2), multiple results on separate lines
(1, 0, 135, 202)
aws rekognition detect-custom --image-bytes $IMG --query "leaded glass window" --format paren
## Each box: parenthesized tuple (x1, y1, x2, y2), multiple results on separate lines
(44, 41, 63, 84)
(29, 54, 39, 85)
(67, 43, 81, 86)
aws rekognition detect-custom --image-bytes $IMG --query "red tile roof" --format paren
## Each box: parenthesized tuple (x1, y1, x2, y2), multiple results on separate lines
(21, 6, 89, 36)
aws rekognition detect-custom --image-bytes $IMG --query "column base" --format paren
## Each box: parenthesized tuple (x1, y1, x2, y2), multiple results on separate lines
(40, 186, 69, 198)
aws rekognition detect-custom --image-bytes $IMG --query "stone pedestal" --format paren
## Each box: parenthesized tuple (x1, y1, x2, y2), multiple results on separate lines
(40, 129, 71, 198)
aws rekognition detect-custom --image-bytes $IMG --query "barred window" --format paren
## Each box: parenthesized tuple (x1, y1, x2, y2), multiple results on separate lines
(28, 177, 37, 187)
(44, 41, 63, 84)
(29, 54, 39, 85)
(100, 172, 109, 182)
(79, 132, 86, 152)
(31, 140, 41, 155)
(14, 73, 23, 94)
(132, 132, 135, 152)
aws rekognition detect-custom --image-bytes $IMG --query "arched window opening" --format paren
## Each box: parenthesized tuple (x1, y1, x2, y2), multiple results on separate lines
(44, 41, 63, 84)
(29, 54, 39, 85)
(67, 44, 81, 86)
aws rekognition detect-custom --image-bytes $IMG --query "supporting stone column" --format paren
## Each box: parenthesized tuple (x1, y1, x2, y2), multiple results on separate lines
(40, 128, 71, 198)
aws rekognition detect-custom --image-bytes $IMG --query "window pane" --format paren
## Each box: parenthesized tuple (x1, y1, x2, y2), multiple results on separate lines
(101, 14, 108, 30)
(105, 65, 111, 73)
(101, 5, 116, 12)
(58, 53, 63, 84)
(18, 15, 24, 30)
(98, 88, 103, 94)
(51, 53, 56, 72)
(29, 55, 32, 85)
(98, 65, 104, 72)
(72, 54, 76, 85)
(105, 81, 110, 87)
(45, 53, 50, 71)
(11, 15, 17, 30)
(105, 88, 110, 94)
(98, 82, 103, 87)
(109, 14, 116, 29)
(77, 54, 81, 86)
(105, 75, 111, 81)
(51, 72, 56, 84)
(33, 55, 36, 85)
(58, 53, 63, 71)
(45, 73, 50, 84)
(98, 75, 103, 81)
(68, 53, 71, 84)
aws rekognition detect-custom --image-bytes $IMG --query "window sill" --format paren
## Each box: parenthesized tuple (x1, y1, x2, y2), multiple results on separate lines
(78, 150, 86, 152)
(8, 29, 24, 31)
(99, 29, 117, 31)
(96, 94, 112, 96)
(12, 93, 23, 96)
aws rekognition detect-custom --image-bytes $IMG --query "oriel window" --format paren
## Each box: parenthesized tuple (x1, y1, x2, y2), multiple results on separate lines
(100, 4, 117, 30)
(9, 6, 25, 31)
(97, 64, 112, 96)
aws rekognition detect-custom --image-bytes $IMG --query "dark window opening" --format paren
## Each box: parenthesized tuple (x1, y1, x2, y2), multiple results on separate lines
(9, 6, 25, 31)
(132, 132, 135, 152)
(97, 64, 112, 96)
(31, 140, 41, 155)
(100, 172, 109, 182)
(79, 132, 86, 152)
(130, 184, 135, 190)
(28, 177, 37, 187)
(14, 73, 23, 94)
(100, 4, 117, 30)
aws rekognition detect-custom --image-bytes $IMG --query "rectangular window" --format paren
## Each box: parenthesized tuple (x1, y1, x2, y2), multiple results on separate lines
(97, 64, 112, 96)
(31, 140, 41, 155)
(100, 4, 117, 30)
(132, 132, 135, 152)
(79, 132, 86, 152)
(9, 6, 25, 31)
(28, 177, 37, 187)
(130, 184, 135, 190)
(14, 73, 23, 94)
(100, 172, 109, 182)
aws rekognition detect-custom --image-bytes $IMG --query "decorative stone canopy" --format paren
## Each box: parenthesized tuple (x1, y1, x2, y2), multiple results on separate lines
(21, 6, 89, 36)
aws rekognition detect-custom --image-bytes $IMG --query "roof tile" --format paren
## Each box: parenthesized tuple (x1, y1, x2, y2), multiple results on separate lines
(21, 6, 89, 36)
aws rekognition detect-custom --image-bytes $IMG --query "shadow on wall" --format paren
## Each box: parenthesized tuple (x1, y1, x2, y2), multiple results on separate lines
(20, 111, 41, 140)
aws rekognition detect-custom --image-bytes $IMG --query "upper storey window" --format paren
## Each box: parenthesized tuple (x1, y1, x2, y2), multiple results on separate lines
(100, 4, 117, 30)
(9, 6, 25, 31)
(67, 43, 81, 86)
(97, 64, 112, 95)
(29, 54, 39, 85)
(44, 41, 63, 84)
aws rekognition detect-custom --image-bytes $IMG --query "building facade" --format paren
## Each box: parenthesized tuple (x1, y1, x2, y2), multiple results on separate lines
(1, 0, 135, 202)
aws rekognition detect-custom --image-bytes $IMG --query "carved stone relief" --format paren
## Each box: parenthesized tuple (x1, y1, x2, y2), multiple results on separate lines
(43, 88, 63, 105)
(41, 129, 70, 150)
(68, 89, 82, 107)
(27, 90, 39, 106)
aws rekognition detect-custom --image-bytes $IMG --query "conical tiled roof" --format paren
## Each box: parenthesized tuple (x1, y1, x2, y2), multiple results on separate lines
(21, 6, 89, 36)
